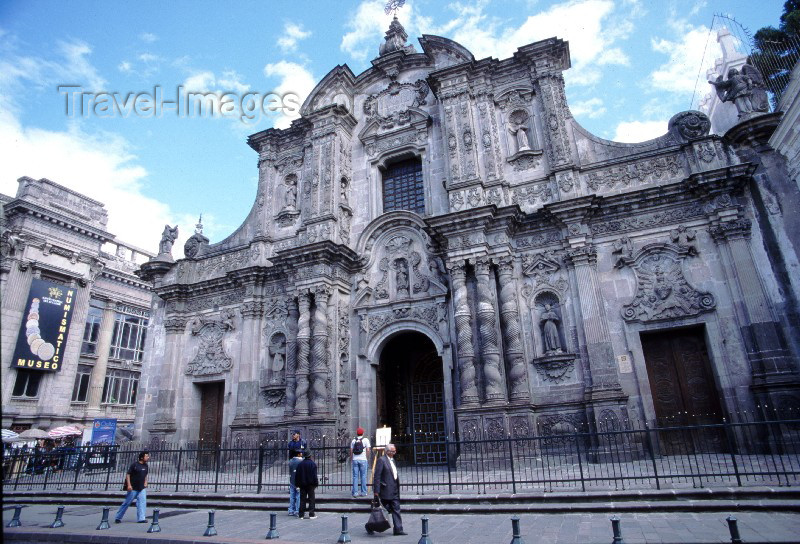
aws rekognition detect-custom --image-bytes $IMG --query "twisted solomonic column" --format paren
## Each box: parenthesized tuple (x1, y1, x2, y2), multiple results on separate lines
(284, 298, 299, 416)
(309, 286, 330, 414)
(475, 258, 506, 403)
(496, 257, 529, 401)
(449, 261, 479, 405)
(294, 292, 312, 416)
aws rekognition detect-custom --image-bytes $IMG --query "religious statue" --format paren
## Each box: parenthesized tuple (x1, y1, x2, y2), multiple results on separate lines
(340, 177, 349, 207)
(269, 334, 286, 382)
(508, 110, 531, 153)
(708, 66, 768, 118)
(395, 258, 409, 296)
(158, 225, 179, 255)
(541, 304, 563, 354)
(283, 178, 297, 210)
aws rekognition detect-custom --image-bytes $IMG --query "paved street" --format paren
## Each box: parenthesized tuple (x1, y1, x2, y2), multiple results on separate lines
(4, 503, 800, 543)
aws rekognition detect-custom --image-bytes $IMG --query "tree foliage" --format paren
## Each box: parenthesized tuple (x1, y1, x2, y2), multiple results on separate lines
(751, 0, 800, 107)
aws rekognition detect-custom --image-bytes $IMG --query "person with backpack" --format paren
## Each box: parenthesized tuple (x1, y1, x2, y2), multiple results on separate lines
(350, 426, 371, 498)
(287, 449, 303, 517)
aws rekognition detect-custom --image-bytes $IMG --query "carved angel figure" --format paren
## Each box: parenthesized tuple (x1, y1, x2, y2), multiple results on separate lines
(541, 304, 563, 353)
(158, 225, 179, 255)
(708, 67, 763, 118)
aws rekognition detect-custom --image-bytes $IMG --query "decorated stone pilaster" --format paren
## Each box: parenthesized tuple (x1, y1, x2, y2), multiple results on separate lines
(475, 258, 506, 403)
(85, 301, 117, 413)
(284, 298, 299, 416)
(496, 257, 529, 401)
(448, 261, 479, 405)
(535, 74, 574, 170)
(294, 291, 312, 416)
(310, 286, 330, 414)
(150, 313, 187, 436)
(709, 215, 799, 411)
(232, 299, 263, 429)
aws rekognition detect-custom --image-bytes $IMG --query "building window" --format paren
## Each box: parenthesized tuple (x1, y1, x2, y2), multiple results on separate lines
(12, 370, 42, 398)
(109, 313, 148, 362)
(382, 157, 425, 214)
(71, 365, 93, 402)
(82, 305, 104, 355)
(101, 369, 139, 405)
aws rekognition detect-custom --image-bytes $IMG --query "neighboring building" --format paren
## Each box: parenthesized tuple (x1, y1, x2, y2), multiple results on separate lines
(1, 177, 154, 435)
(136, 19, 800, 454)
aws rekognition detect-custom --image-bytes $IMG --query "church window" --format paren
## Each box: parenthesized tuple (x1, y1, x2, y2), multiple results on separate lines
(382, 157, 425, 214)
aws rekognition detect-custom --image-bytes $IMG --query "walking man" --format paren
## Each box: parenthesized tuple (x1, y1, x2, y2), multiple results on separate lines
(350, 427, 371, 497)
(372, 443, 406, 535)
(287, 449, 303, 516)
(295, 451, 319, 519)
(115, 450, 149, 523)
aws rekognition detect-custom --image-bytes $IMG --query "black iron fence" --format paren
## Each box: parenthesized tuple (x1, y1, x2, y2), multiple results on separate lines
(4, 418, 799, 495)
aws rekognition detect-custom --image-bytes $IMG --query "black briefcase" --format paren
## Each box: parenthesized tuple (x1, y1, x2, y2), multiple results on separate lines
(365, 499, 391, 533)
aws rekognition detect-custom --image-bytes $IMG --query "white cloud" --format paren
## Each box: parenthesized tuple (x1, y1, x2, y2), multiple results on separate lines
(0, 108, 189, 253)
(649, 21, 721, 95)
(263, 61, 315, 129)
(340, 0, 636, 86)
(139, 32, 158, 43)
(277, 22, 311, 52)
(612, 120, 667, 142)
(118, 61, 132, 73)
(570, 98, 606, 119)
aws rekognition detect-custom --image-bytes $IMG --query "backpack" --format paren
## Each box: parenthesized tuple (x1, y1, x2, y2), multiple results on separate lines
(352, 438, 364, 455)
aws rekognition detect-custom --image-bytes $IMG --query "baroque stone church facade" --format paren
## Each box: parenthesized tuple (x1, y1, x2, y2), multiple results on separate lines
(136, 19, 800, 448)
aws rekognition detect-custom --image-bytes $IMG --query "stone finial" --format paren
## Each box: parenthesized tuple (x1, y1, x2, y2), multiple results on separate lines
(379, 16, 409, 56)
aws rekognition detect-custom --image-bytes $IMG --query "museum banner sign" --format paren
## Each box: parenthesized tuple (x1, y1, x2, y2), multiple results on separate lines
(11, 278, 76, 372)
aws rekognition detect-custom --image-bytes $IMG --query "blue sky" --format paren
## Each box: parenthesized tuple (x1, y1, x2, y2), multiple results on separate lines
(0, 0, 784, 253)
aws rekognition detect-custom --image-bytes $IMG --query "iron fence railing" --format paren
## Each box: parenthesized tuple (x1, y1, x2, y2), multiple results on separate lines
(3, 419, 799, 495)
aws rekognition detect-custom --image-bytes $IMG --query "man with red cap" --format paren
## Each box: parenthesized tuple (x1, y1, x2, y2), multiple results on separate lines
(350, 426, 371, 497)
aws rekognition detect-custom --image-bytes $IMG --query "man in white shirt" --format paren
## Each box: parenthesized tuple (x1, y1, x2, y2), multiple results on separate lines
(350, 427, 371, 497)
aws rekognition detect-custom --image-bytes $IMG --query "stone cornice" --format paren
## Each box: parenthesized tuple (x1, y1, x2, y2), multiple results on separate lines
(3, 199, 114, 242)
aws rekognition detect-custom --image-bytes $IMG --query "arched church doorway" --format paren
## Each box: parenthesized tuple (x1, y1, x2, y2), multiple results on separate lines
(376, 331, 447, 464)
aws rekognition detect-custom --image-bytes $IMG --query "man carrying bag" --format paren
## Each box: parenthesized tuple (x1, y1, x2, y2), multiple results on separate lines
(367, 443, 407, 536)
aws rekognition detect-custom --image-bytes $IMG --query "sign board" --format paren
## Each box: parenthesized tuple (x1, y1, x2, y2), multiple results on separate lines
(617, 354, 633, 374)
(11, 278, 77, 372)
(92, 418, 117, 445)
(375, 426, 392, 447)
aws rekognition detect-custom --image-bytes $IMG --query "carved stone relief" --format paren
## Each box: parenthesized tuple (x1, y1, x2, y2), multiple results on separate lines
(617, 243, 715, 323)
(586, 155, 683, 191)
(186, 309, 236, 376)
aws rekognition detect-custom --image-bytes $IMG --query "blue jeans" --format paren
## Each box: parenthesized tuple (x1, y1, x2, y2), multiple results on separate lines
(352, 459, 368, 495)
(288, 484, 299, 514)
(115, 488, 147, 522)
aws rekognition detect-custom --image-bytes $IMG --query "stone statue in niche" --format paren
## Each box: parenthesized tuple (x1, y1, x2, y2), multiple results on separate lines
(340, 177, 349, 207)
(508, 110, 531, 153)
(395, 258, 410, 297)
(158, 225, 179, 256)
(269, 333, 286, 383)
(540, 303, 563, 354)
(283, 176, 297, 211)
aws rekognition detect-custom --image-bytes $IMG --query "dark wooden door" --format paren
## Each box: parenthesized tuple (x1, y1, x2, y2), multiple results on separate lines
(641, 327, 725, 453)
(198, 382, 224, 469)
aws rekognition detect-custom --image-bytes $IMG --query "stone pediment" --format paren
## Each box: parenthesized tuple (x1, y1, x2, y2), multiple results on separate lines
(300, 65, 357, 116)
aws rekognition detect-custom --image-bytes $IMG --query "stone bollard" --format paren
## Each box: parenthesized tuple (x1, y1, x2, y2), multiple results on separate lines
(337, 515, 351, 544)
(204, 510, 218, 537)
(726, 516, 743, 544)
(147, 508, 162, 533)
(96, 507, 111, 530)
(49, 506, 66, 528)
(418, 515, 433, 544)
(266, 512, 280, 540)
(610, 516, 624, 544)
(6, 505, 24, 528)
(509, 516, 524, 544)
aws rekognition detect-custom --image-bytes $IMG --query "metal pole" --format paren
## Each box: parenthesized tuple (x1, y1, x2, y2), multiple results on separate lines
(175, 447, 183, 492)
(726, 516, 743, 544)
(266, 512, 280, 539)
(337, 514, 351, 544)
(722, 420, 742, 487)
(257, 444, 265, 494)
(644, 423, 660, 490)
(49, 505, 65, 528)
(445, 438, 453, 495)
(509, 516, 524, 544)
(575, 431, 586, 492)
(103, 447, 113, 491)
(147, 508, 162, 533)
(418, 515, 433, 544)
(610, 516, 624, 544)
(6, 505, 23, 528)
(203, 510, 218, 537)
(508, 436, 517, 495)
(213, 446, 221, 493)
(96, 506, 110, 530)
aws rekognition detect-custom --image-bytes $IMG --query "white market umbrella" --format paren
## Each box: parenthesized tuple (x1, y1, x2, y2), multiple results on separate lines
(48, 425, 84, 439)
(2, 429, 19, 443)
(18, 428, 50, 440)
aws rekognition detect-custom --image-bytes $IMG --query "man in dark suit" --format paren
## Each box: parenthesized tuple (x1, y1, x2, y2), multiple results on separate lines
(372, 443, 406, 535)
